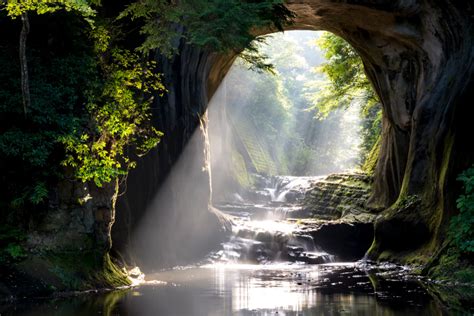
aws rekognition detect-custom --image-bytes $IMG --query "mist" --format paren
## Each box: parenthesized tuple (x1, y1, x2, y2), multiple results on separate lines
(129, 30, 365, 270)
(209, 30, 363, 201)
(129, 116, 226, 270)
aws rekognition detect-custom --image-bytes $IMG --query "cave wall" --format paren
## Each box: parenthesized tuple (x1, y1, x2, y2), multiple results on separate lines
(287, 0, 474, 261)
(112, 42, 233, 268)
(114, 0, 474, 267)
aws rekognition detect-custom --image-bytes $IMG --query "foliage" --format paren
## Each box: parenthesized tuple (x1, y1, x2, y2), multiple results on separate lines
(225, 59, 291, 174)
(61, 38, 165, 186)
(0, 44, 99, 207)
(222, 32, 359, 177)
(118, 0, 294, 68)
(1, 0, 96, 24)
(449, 166, 474, 253)
(0, 226, 27, 263)
(0, 9, 164, 212)
(182, 0, 293, 71)
(360, 104, 382, 162)
(309, 32, 378, 118)
(307, 32, 382, 164)
(117, 0, 180, 57)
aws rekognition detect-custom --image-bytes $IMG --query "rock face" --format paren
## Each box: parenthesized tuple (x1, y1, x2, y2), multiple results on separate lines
(113, 0, 474, 267)
(302, 173, 374, 221)
(296, 173, 376, 261)
(28, 178, 117, 255)
(112, 45, 231, 269)
(282, 0, 474, 261)
(0, 177, 132, 297)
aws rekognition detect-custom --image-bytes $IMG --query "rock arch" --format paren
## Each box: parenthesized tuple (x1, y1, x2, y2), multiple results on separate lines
(115, 0, 474, 266)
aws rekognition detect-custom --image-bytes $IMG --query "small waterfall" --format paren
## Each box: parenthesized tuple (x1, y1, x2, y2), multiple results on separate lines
(269, 176, 325, 203)
(209, 219, 334, 264)
(209, 174, 335, 265)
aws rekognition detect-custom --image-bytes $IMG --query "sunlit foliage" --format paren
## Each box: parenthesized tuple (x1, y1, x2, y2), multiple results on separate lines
(61, 48, 164, 187)
(309, 33, 378, 118)
(309, 32, 382, 164)
(2, 0, 96, 19)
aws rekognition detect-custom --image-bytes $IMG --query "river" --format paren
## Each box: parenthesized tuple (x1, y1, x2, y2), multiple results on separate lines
(1, 175, 452, 315)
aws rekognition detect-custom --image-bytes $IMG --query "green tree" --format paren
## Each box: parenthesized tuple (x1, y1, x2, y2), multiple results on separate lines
(61, 43, 165, 186)
(309, 32, 382, 163)
(309, 32, 378, 117)
(1, 0, 96, 116)
(0, 4, 164, 210)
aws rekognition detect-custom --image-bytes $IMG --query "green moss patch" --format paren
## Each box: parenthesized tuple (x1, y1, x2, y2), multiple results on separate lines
(1, 251, 130, 298)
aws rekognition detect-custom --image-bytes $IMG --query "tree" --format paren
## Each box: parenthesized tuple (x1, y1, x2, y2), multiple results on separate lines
(1, 0, 96, 117)
(309, 32, 382, 163)
(450, 166, 474, 253)
(19, 12, 29, 118)
(308, 32, 378, 118)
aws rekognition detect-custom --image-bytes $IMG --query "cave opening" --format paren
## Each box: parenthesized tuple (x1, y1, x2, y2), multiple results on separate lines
(125, 30, 378, 272)
(206, 30, 377, 264)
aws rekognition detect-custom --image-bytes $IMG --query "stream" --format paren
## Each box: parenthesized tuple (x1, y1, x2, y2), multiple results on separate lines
(1, 176, 451, 315)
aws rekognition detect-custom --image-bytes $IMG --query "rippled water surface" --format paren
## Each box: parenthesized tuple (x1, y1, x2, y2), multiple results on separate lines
(2, 262, 448, 316)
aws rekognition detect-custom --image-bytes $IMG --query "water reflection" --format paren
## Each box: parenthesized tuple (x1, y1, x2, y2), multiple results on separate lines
(1, 263, 448, 316)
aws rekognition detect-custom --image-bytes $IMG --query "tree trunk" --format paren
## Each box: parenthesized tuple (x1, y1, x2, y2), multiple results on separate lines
(20, 12, 30, 118)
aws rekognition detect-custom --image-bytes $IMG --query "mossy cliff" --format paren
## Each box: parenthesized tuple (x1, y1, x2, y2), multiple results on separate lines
(281, 0, 474, 269)
(1, 179, 130, 298)
(302, 173, 374, 222)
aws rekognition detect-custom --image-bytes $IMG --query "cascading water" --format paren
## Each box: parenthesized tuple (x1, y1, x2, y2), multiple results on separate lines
(208, 175, 335, 265)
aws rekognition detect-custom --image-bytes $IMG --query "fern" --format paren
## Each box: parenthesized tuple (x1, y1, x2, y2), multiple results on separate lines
(450, 166, 474, 253)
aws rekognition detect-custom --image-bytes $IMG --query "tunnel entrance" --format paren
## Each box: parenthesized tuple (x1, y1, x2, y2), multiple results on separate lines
(121, 30, 379, 270)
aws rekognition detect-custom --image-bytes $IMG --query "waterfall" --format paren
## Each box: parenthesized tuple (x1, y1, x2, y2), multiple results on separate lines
(208, 174, 335, 265)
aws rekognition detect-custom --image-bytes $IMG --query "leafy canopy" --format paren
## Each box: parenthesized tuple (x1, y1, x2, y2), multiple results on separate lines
(61, 44, 165, 186)
(308, 32, 378, 118)
(2, 0, 96, 24)
(119, 0, 294, 69)
(307, 32, 382, 164)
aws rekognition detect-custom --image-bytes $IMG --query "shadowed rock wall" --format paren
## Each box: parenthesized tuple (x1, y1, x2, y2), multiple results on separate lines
(112, 42, 233, 268)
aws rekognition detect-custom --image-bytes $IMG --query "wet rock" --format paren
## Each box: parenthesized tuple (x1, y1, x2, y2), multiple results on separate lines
(307, 223, 374, 261)
(243, 190, 272, 203)
(255, 231, 274, 243)
(300, 252, 333, 264)
(301, 172, 376, 223)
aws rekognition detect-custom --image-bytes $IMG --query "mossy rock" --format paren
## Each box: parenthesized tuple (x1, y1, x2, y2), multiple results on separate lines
(0, 251, 130, 298)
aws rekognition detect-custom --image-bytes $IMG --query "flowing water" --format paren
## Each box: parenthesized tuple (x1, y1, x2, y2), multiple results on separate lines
(208, 176, 333, 265)
(0, 176, 454, 315)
